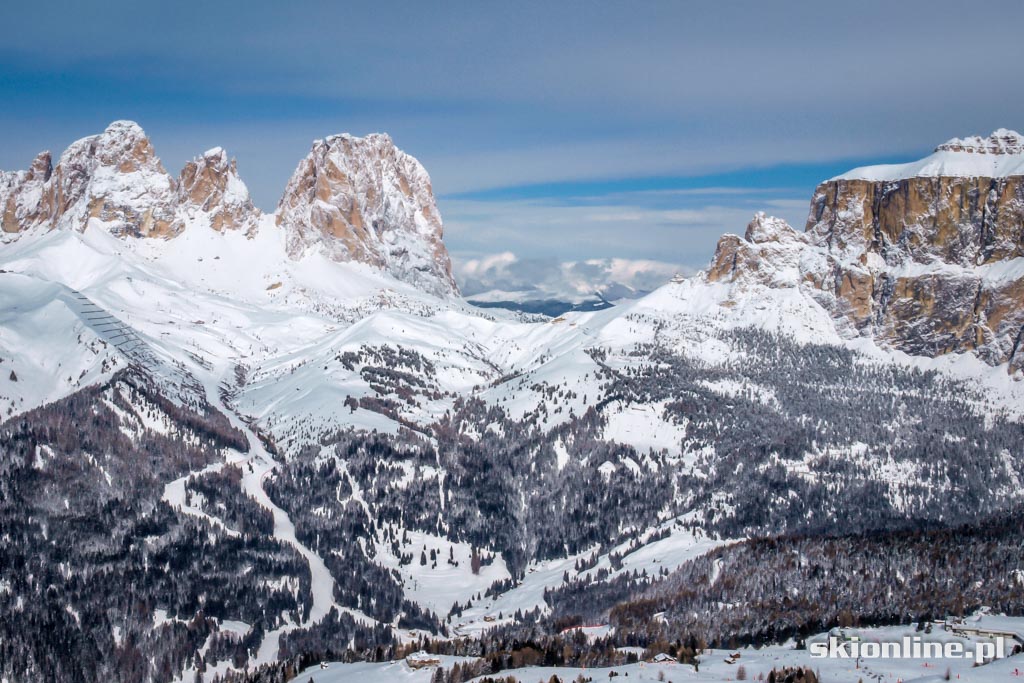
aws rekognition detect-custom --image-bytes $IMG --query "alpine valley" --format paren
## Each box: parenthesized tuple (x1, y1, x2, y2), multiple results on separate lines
(1, 122, 1023, 683)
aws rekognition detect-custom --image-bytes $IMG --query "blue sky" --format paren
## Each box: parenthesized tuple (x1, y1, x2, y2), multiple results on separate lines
(2, 0, 1022, 288)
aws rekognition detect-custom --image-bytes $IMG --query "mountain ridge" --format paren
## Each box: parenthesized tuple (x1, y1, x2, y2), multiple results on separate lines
(0, 120, 458, 296)
(707, 129, 1024, 374)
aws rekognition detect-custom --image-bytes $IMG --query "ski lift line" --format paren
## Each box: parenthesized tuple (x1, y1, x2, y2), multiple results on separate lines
(67, 289, 166, 377)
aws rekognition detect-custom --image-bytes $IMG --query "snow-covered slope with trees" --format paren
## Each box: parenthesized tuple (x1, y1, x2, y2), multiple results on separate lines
(1, 124, 1022, 683)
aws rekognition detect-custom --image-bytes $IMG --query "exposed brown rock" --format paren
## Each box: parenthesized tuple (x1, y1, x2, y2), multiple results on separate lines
(1, 121, 461, 296)
(1, 122, 263, 240)
(276, 133, 457, 296)
(1, 151, 52, 234)
(176, 147, 259, 235)
(704, 174, 1024, 374)
(706, 234, 744, 283)
(705, 133, 1024, 373)
(805, 173, 1024, 370)
(807, 176, 1024, 266)
(706, 213, 807, 290)
(2, 121, 180, 238)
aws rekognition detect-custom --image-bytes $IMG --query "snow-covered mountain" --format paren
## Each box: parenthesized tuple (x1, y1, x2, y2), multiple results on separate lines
(0, 121, 456, 295)
(176, 146, 261, 235)
(1, 120, 179, 238)
(708, 130, 1024, 373)
(1, 125, 1022, 683)
(277, 133, 456, 296)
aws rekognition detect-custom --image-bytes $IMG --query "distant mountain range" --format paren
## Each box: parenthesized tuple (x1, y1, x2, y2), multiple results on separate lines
(456, 253, 687, 315)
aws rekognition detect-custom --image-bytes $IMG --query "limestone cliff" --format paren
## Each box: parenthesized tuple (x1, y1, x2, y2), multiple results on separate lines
(0, 122, 458, 296)
(276, 133, 457, 296)
(176, 147, 260, 235)
(707, 130, 1024, 373)
(1, 121, 178, 238)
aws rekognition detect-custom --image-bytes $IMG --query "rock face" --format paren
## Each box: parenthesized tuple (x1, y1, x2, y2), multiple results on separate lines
(276, 133, 457, 296)
(1, 151, 52, 234)
(1, 121, 179, 238)
(49, 120, 180, 237)
(707, 130, 1024, 373)
(707, 213, 809, 289)
(0, 121, 459, 296)
(176, 147, 259, 234)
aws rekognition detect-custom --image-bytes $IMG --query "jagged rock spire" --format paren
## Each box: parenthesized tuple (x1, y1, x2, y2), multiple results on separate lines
(276, 133, 457, 296)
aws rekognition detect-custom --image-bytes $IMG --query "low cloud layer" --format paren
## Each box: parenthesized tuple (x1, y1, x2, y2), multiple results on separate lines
(454, 252, 689, 303)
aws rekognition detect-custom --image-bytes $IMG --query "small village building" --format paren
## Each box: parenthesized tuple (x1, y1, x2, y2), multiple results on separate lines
(406, 651, 442, 669)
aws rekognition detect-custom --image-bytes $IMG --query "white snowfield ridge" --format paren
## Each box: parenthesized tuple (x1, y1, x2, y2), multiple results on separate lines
(834, 128, 1024, 180)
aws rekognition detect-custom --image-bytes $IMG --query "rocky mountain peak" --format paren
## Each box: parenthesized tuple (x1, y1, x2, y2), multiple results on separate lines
(1, 151, 52, 235)
(26, 151, 53, 182)
(706, 213, 807, 289)
(44, 120, 179, 237)
(935, 128, 1024, 154)
(744, 211, 803, 244)
(176, 146, 259, 234)
(276, 132, 457, 296)
(94, 120, 163, 172)
(1, 122, 459, 296)
(705, 130, 1024, 373)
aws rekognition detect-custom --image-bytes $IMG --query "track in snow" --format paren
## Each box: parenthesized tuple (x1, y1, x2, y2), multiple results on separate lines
(201, 377, 342, 665)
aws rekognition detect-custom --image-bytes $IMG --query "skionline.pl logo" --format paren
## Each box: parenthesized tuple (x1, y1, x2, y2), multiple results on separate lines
(809, 636, 1009, 664)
